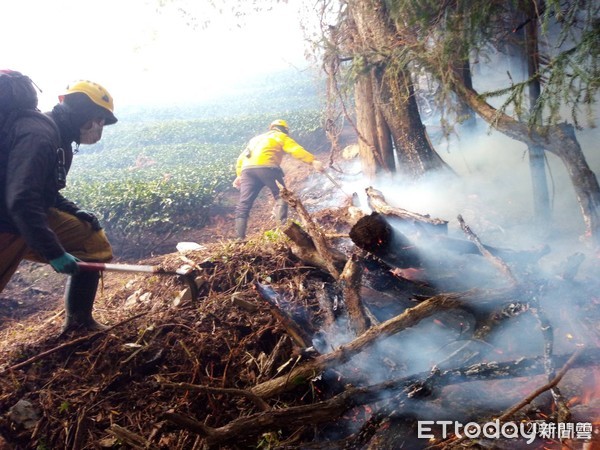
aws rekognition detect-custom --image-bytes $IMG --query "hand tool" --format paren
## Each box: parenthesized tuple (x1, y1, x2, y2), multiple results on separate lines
(322, 170, 361, 207)
(77, 262, 199, 302)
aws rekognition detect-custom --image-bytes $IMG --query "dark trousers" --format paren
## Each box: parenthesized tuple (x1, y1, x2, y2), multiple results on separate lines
(235, 167, 285, 219)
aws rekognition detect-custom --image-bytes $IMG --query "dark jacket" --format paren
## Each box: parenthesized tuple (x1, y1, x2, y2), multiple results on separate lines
(0, 106, 80, 260)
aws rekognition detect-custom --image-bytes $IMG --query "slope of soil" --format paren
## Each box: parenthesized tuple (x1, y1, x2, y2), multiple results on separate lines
(0, 152, 357, 449)
(2, 147, 599, 450)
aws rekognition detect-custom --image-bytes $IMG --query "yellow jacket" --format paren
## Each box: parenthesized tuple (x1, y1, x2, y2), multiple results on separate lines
(236, 130, 315, 177)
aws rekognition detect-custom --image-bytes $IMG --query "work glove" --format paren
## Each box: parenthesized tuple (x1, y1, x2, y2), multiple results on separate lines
(311, 160, 325, 173)
(233, 176, 241, 190)
(49, 253, 80, 275)
(75, 209, 102, 231)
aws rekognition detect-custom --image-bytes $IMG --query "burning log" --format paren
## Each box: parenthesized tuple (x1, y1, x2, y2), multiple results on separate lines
(349, 212, 548, 280)
(365, 186, 448, 234)
(162, 347, 600, 447)
(349, 212, 422, 269)
(361, 187, 549, 269)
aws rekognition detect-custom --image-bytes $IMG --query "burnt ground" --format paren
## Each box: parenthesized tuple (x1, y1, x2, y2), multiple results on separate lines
(1, 148, 600, 449)
(0, 151, 363, 449)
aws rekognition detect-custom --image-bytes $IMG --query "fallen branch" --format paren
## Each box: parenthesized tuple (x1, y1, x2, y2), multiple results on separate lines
(457, 215, 518, 286)
(432, 347, 585, 449)
(159, 380, 271, 411)
(279, 182, 342, 279)
(528, 284, 571, 422)
(250, 289, 518, 399)
(163, 347, 600, 447)
(498, 348, 583, 421)
(282, 221, 346, 274)
(366, 187, 448, 233)
(339, 251, 370, 335)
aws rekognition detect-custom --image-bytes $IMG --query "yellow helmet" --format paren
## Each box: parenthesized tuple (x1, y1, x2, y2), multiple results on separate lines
(61, 80, 117, 124)
(269, 119, 289, 133)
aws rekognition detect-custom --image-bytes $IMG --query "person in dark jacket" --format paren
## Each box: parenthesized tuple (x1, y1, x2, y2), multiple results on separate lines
(0, 79, 118, 334)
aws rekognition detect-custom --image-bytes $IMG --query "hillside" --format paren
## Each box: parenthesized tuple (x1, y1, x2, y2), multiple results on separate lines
(1, 70, 599, 449)
(2, 153, 600, 449)
(0, 141, 359, 448)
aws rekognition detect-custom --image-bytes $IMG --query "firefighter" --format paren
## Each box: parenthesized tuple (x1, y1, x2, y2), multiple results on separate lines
(0, 79, 118, 334)
(232, 119, 324, 239)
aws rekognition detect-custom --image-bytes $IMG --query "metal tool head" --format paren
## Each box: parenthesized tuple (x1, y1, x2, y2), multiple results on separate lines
(175, 265, 199, 302)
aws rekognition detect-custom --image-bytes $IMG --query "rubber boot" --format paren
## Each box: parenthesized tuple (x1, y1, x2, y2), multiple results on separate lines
(235, 217, 248, 240)
(61, 271, 108, 334)
(275, 198, 288, 225)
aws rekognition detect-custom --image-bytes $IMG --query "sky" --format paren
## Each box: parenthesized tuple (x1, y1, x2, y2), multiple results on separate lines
(2, 0, 312, 109)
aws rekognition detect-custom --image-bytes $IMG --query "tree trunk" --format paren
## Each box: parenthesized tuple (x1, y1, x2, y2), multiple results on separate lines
(456, 83, 600, 245)
(375, 65, 452, 177)
(453, 58, 477, 127)
(522, 3, 552, 224)
(354, 71, 384, 179)
(347, 0, 450, 179)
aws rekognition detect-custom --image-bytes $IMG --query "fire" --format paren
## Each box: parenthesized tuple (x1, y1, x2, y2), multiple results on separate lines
(580, 367, 600, 405)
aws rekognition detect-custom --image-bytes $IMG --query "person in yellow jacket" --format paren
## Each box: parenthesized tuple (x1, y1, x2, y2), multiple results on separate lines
(232, 119, 324, 239)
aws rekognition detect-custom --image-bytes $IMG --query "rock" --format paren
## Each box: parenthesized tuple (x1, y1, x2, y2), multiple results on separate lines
(8, 399, 40, 430)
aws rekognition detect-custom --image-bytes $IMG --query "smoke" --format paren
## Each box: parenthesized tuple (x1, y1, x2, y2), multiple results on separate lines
(313, 110, 598, 439)
(338, 111, 599, 279)
(306, 27, 599, 446)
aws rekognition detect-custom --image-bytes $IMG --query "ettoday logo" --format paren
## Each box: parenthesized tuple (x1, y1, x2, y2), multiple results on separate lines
(418, 420, 594, 445)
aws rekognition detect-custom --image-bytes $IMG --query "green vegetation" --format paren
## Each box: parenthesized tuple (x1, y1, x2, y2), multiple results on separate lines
(63, 69, 325, 257)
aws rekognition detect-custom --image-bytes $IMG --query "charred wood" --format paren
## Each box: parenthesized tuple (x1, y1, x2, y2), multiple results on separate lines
(316, 283, 339, 328)
(339, 251, 370, 335)
(254, 281, 312, 349)
(250, 289, 519, 399)
(527, 283, 571, 422)
(349, 212, 422, 269)
(279, 183, 343, 279)
(361, 255, 438, 306)
(434, 348, 585, 449)
(435, 300, 531, 371)
(349, 212, 549, 280)
(163, 347, 600, 447)
(282, 221, 347, 275)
